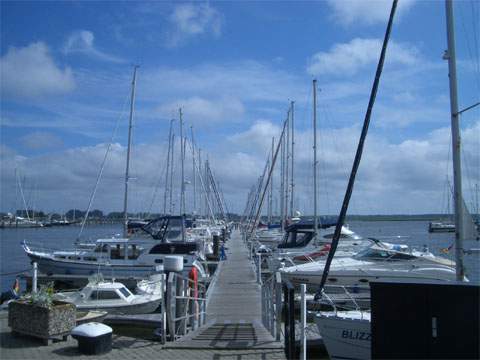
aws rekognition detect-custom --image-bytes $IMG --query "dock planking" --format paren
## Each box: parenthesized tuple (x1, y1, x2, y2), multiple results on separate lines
(167, 230, 283, 350)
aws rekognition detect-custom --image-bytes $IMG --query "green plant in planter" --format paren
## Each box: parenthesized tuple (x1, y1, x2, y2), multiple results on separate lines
(8, 282, 76, 344)
(22, 282, 55, 308)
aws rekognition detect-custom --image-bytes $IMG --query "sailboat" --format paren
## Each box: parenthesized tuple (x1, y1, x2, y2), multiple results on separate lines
(314, 2, 475, 359)
(22, 68, 208, 281)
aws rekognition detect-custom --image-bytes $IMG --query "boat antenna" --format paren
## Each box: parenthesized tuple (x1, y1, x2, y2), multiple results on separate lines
(315, 0, 398, 299)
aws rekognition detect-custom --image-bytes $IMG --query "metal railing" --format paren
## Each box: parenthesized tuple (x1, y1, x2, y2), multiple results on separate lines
(261, 272, 282, 341)
(165, 271, 207, 341)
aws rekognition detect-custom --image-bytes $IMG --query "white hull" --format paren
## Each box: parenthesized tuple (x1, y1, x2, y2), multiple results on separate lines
(315, 311, 371, 360)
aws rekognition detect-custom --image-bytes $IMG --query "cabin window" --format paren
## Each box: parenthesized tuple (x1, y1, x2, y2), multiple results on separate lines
(68, 256, 81, 260)
(155, 259, 163, 263)
(328, 278, 338, 282)
(127, 244, 140, 260)
(95, 244, 109, 253)
(322, 234, 349, 239)
(89, 290, 120, 300)
(359, 279, 369, 283)
(119, 287, 132, 298)
(56, 256, 66, 259)
(83, 257, 97, 262)
(111, 244, 124, 259)
(389, 252, 416, 261)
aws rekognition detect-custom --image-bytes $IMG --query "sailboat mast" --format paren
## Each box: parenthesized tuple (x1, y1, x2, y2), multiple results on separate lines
(280, 132, 285, 231)
(179, 108, 185, 215)
(123, 65, 138, 238)
(191, 126, 197, 215)
(163, 119, 174, 215)
(268, 137, 274, 225)
(445, 0, 464, 281)
(290, 101, 295, 218)
(313, 79, 318, 242)
(169, 134, 175, 214)
(285, 109, 290, 224)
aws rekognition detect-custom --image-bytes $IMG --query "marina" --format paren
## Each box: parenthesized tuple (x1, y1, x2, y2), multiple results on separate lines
(1, 0, 480, 359)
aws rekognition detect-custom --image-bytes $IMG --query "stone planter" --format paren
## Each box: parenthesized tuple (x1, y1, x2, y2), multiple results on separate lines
(8, 300, 76, 344)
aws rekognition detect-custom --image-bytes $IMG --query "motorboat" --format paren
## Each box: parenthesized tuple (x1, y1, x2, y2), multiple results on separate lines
(23, 215, 209, 280)
(428, 221, 455, 233)
(54, 279, 162, 315)
(314, 310, 371, 360)
(264, 218, 368, 272)
(280, 242, 461, 292)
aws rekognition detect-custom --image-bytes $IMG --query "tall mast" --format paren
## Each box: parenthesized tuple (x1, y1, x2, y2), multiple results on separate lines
(191, 126, 197, 215)
(313, 79, 318, 242)
(179, 108, 185, 215)
(198, 148, 202, 216)
(285, 109, 290, 224)
(123, 65, 138, 238)
(163, 119, 174, 215)
(290, 101, 295, 218)
(280, 133, 285, 231)
(445, 0, 464, 281)
(316, 0, 397, 296)
(268, 137, 275, 225)
(169, 134, 175, 214)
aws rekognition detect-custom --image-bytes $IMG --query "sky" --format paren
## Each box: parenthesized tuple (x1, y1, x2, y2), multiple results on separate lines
(1, 0, 479, 216)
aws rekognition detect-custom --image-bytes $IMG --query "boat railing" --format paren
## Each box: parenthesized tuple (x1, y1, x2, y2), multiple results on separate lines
(23, 239, 98, 254)
(320, 285, 364, 313)
(165, 271, 208, 341)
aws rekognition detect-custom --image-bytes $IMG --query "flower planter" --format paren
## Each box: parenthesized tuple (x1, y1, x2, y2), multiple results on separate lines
(8, 300, 76, 345)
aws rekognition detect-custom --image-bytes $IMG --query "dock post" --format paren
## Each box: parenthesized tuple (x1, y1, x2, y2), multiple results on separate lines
(161, 273, 167, 344)
(275, 272, 282, 341)
(32, 262, 38, 293)
(269, 279, 275, 335)
(300, 284, 307, 360)
(256, 253, 262, 284)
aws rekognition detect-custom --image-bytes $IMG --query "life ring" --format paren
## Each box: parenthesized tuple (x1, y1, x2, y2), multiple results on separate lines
(188, 267, 199, 321)
(188, 266, 198, 299)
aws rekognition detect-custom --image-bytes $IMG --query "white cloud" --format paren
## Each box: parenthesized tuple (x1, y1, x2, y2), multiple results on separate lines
(0, 42, 75, 100)
(156, 96, 245, 124)
(166, 3, 223, 47)
(326, 0, 416, 26)
(307, 38, 419, 76)
(1, 120, 478, 215)
(63, 30, 126, 63)
(19, 132, 64, 150)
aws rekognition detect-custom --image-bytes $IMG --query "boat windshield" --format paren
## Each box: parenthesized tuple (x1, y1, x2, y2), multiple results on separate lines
(119, 287, 133, 298)
(166, 218, 183, 241)
(353, 247, 417, 261)
(278, 231, 313, 249)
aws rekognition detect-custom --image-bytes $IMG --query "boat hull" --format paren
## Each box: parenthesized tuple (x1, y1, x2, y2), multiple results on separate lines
(315, 312, 371, 360)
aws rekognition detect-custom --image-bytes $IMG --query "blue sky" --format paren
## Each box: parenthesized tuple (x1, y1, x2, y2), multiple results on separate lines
(1, 0, 479, 215)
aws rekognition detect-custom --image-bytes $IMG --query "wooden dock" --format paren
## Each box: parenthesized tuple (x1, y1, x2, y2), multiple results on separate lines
(166, 230, 283, 350)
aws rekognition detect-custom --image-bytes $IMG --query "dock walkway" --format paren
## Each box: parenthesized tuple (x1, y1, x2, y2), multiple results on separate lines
(166, 230, 283, 350)
(0, 230, 286, 359)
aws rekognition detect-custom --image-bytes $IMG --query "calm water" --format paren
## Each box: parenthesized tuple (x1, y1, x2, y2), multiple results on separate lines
(0, 221, 478, 293)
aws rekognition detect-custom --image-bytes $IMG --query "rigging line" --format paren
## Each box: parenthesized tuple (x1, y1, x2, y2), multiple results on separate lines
(459, 3, 480, 94)
(76, 93, 130, 241)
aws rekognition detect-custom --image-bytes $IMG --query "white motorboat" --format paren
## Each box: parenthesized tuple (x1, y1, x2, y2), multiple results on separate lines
(264, 218, 368, 272)
(54, 279, 162, 315)
(23, 215, 208, 279)
(280, 243, 461, 291)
